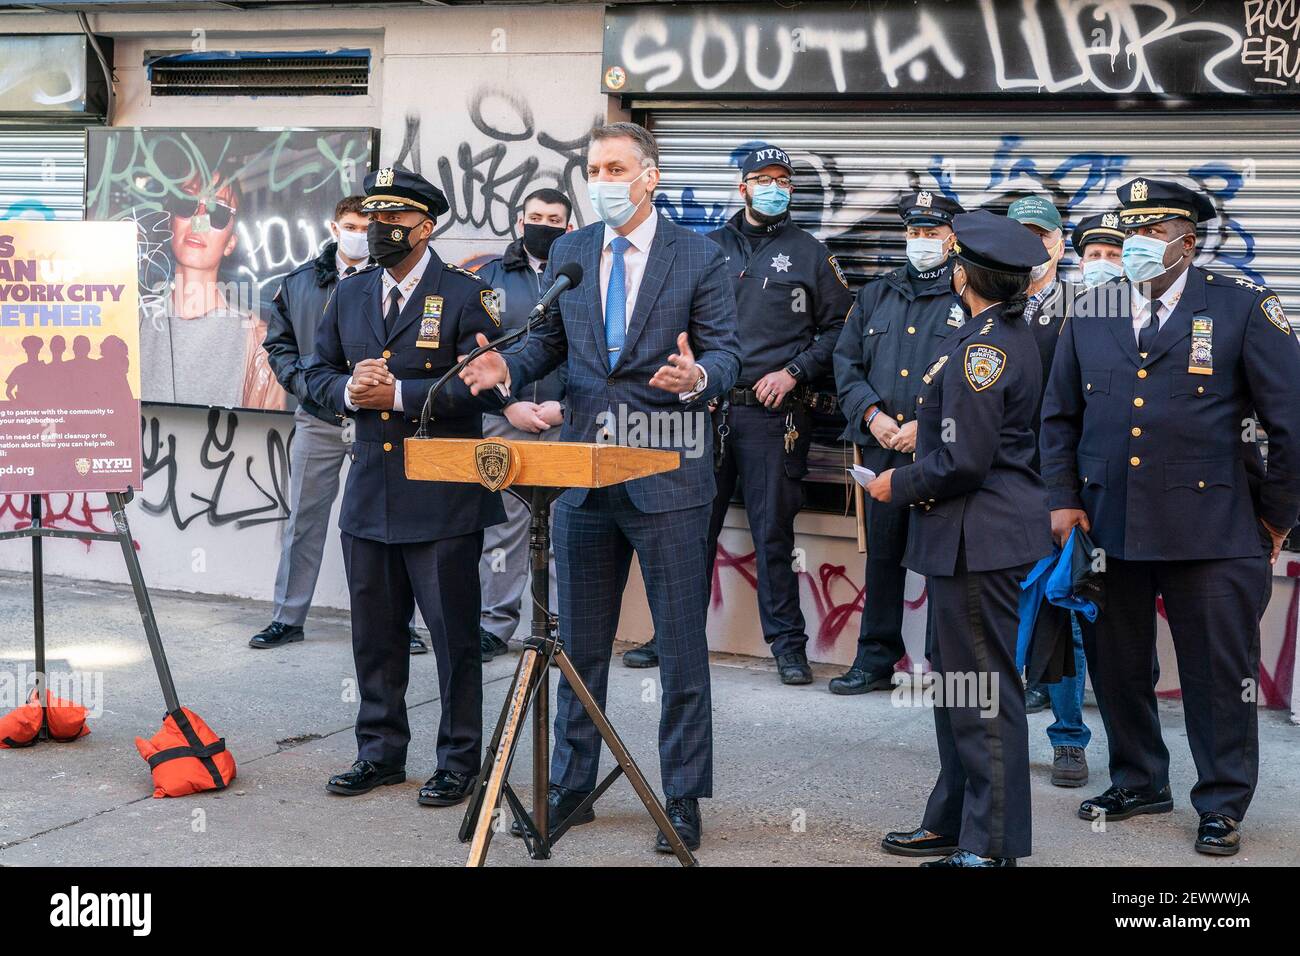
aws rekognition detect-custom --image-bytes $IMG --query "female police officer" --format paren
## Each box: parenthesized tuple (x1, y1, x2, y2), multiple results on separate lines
(864, 209, 1053, 867)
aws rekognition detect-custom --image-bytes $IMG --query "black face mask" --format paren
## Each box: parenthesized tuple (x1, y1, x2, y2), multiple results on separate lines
(368, 219, 425, 269)
(522, 223, 566, 261)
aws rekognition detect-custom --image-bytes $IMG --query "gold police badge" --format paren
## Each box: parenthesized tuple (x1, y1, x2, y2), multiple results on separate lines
(917, 190, 933, 207)
(1101, 213, 1120, 229)
(480, 288, 502, 327)
(1131, 180, 1148, 202)
(376, 167, 394, 188)
(473, 439, 518, 492)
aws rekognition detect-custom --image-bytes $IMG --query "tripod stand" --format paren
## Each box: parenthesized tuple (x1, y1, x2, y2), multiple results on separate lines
(456, 486, 697, 867)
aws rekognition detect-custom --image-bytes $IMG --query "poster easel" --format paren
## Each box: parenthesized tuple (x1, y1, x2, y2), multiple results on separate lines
(0, 489, 180, 740)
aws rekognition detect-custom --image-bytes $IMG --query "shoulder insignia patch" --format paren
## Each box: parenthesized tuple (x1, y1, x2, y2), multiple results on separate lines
(480, 288, 502, 327)
(1261, 294, 1291, 334)
(828, 255, 849, 289)
(964, 344, 1006, 391)
(1236, 276, 1266, 293)
(447, 263, 484, 282)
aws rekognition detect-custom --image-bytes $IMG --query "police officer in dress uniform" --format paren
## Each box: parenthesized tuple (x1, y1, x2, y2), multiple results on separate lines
(1041, 178, 1300, 856)
(870, 210, 1053, 867)
(1071, 212, 1126, 289)
(303, 166, 507, 806)
(831, 189, 964, 695)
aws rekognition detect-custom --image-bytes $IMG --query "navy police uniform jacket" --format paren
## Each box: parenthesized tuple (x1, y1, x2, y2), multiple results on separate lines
(475, 237, 566, 408)
(890, 302, 1053, 576)
(1040, 267, 1300, 561)
(303, 251, 507, 544)
(706, 211, 852, 386)
(833, 262, 963, 470)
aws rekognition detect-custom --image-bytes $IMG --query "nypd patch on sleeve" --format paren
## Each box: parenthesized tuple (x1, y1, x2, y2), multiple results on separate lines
(964, 344, 1006, 391)
(479, 288, 502, 326)
(1261, 295, 1291, 335)
(828, 255, 849, 289)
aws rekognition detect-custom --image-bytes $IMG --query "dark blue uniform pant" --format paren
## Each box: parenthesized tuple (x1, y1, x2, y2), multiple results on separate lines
(1082, 553, 1270, 821)
(706, 403, 808, 657)
(922, 558, 1032, 859)
(854, 493, 911, 673)
(341, 530, 483, 774)
(552, 484, 714, 798)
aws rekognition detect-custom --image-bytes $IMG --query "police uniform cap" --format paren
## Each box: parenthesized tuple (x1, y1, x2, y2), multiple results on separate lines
(740, 143, 794, 178)
(898, 189, 963, 226)
(951, 209, 1049, 275)
(361, 165, 450, 217)
(1071, 211, 1126, 256)
(1007, 195, 1062, 232)
(1115, 177, 1215, 227)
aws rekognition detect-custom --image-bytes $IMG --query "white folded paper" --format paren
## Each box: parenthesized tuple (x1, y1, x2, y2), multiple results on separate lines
(846, 464, 877, 488)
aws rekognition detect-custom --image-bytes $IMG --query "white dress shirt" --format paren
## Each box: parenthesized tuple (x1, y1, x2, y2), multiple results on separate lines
(345, 247, 434, 412)
(599, 213, 706, 400)
(1130, 266, 1190, 345)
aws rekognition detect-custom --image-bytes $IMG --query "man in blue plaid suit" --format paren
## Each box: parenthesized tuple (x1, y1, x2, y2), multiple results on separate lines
(460, 123, 740, 854)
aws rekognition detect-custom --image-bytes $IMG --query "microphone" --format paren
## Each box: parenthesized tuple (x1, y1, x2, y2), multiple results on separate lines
(526, 261, 584, 322)
(416, 261, 584, 436)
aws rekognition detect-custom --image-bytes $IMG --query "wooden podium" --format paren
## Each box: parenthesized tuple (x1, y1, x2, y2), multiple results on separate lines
(405, 436, 699, 867)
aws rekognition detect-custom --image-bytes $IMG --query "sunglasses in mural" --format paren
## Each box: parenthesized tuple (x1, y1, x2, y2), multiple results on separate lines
(162, 193, 238, 230)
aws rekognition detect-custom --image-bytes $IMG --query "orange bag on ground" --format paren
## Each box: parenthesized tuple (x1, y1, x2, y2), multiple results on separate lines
(134, 707, 236, 798)
(0, 691, 89, 748)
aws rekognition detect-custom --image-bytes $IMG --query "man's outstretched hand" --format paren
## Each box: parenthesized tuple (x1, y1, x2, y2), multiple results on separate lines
(458, 333, 509, 395)
(650, 332, 703, 394)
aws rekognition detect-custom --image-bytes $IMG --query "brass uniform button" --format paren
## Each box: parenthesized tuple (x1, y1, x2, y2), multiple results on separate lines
(425, 361, 432, 369)
(1086, 383, 1092, 391)
(907, 326, 916, 334)
(1198, 480, 1206, 489)
(381, 411, 390, 421)
(1130, 456, 1140, 467)
(382, 349, 392, 359)
(383, 442, 393, 452)
(900, 368, 909, 377)
(1133, 397, 1144, 407)
(1137, 369, 1147, 378)
(917, 396, 924, 406)
(1197, 385, 1205, 394)
(896, 413, 905, 422)
(1131, 427, 1141, 437)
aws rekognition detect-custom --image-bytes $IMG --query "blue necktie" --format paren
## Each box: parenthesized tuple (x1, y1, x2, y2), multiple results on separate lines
(605, 236, 631, 370)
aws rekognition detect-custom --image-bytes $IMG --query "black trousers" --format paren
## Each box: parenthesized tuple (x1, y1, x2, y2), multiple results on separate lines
(340, 530, 484, 774)
(922, 558, 1032, 859)
(854, 494, 913, 673)
(707, 403, 808, 657)
(1082, 553, 1270, 820)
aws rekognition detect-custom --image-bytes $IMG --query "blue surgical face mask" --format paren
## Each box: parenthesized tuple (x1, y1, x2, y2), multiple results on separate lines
(1122, 233, 1179, 283)
(749, 183, 791, 218)
(589, 167, 651, 228)
(1081, 258, 1123, 288)
(906, 237, 947, 272)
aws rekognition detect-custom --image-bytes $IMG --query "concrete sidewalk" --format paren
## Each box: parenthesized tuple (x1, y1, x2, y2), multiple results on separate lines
(0, 571, 1296, 867)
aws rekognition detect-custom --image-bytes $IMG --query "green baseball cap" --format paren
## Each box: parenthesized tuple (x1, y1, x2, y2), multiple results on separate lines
(1006, 195, 1062, 232)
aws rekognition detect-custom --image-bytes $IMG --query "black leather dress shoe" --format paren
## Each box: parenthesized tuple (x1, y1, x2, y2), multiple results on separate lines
(622, 637, 659, 668)
(881, 826, 959, 857)
(829, 666, 895, 695)
(326, 759, 405, 796)
(480, 627, 509, 662)
(921, 849, 1016, 868)
(417, 768, 476, 806)
(510, 784, 595, 837)
(776, 650, 813, 685)
(1078, 785, 1173, 821)
(654, 797, 701, 853)
(1024, 685, 1050, 713)
(1195, 812, 1241, 856)
(249, 621, 304, 649)
(409, 628, 429, 655)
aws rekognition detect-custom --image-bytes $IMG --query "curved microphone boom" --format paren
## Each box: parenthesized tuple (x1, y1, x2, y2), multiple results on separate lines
(416, 261, 583, 437)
